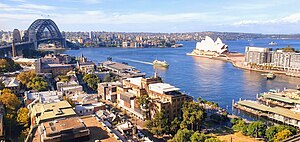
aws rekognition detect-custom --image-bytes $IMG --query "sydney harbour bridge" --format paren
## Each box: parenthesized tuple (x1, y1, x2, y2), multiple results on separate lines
(0, 19, 67, 57)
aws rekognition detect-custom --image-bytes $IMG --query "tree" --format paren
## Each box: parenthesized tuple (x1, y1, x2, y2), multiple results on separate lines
(170, 117, 181, 135)
(204, 138, 222, 142)
(266, 125, 297, 141)
(27, 76, 48, 91)
(57, 75, 69, 82)
(273, 129, 292, 142)
(246, 121, 267, 138)
(232, 119, 247, 135)
(17, 70, 36, 85)
(190, 131, 206, 142)
(0, 89, 20, 110)
(172, 129, 194, 142)
(145, 111, 169, 136)
(17, 108, 29, 127)
(181, 101, 205, 131)
(0, 58, 22, 73)
(83, 74, 100, 90)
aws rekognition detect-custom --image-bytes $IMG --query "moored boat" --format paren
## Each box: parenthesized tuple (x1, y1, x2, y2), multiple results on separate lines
(266, 72, 276, 80)
(268, 41, 277, 46)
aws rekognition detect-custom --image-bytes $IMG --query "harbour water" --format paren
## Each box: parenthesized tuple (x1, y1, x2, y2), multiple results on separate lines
(63, 39, 300, 115)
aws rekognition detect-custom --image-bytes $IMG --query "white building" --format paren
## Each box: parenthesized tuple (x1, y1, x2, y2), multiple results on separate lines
(195, 36, 228, 54)
(24, 91, 63, 104)
(148, 83, 180, 94)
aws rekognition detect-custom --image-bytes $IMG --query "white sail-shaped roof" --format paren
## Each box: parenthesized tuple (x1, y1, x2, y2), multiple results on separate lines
(195, 36, 228, 54)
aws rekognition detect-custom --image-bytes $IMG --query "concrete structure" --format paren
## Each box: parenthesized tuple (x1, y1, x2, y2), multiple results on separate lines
(76, 54, 95, 73)
(30, 101, 77, 126)
(12, 29, 21, 43)
(0, 103, 4, 140)
(245, 46, 272, 65)
(98, 81, 122, 102)
(39, 117, 90, 142)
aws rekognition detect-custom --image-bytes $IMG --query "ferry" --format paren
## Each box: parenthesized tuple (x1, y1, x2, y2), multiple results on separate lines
(268, 41, 277, 46)
(152, 60, 169, 67)
(266, 72, 276, 80)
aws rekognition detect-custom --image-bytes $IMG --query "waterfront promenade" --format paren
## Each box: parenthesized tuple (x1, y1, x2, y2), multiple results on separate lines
(187, 52, 298, 77)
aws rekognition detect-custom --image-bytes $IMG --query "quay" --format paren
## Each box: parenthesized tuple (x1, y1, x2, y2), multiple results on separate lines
(233, 89, 300, 128)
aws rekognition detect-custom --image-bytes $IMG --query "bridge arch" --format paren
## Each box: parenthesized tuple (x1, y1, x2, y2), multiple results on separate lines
(24, 19, 65, 49)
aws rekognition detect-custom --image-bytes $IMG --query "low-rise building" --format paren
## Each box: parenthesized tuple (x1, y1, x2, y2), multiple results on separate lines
(39, 117, 90, 142)
(98, 81, 122, 102)
(30, 101, 77, 126)
(75, 102, 105, 116)
(35, 59, 73, 77)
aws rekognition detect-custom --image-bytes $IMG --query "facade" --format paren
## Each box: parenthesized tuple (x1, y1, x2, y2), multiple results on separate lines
(0, 103, 4, 140)
(39, 117, 90, 142)
(245, 46, 272, 65)
(57, 81, 82, 95)
(35, 59, 73, 77)
(97, 82, 122, 102)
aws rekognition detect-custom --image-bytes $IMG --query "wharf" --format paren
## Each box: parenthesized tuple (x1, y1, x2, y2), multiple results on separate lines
(233, 100, 300, 128)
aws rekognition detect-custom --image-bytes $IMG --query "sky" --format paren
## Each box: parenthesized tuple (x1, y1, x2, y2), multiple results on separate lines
(0, 0, 300, 33)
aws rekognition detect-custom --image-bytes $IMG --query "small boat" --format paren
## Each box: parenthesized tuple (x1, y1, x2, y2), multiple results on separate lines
(153, 60, 169, 67)
(268, 41, 277, 46)
(266, 72, 276, 80)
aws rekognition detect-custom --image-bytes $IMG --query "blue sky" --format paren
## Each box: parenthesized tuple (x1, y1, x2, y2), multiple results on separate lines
(0, 0, 300, 33)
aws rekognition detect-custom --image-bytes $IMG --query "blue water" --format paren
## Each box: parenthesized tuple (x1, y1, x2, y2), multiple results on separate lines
(63, 39, 300, 115)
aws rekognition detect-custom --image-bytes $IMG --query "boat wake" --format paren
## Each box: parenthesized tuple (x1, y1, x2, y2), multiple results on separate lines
(118, 58, 153, 65)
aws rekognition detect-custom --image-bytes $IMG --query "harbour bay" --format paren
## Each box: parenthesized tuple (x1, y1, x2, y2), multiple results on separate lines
(63, 39, 300, 114)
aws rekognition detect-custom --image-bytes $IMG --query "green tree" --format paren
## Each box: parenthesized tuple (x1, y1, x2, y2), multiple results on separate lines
(232, 119, 247, 135)
(0, 58, 22, 73)
(273, 129, 292, 142)
(246, 121, 267, 138)
(181, 101, 205, 131)
(190, 131, 206, 142)
(27, 76, 48, 91)
(170, 117, 181, 135)
(204, 138, 222, 142)
(17, 108, 29, 127)
(83, 74, 100, 90)
(0, 89, 20, 110)
(145, 111, 169, 136)
(266, 125, 297, 141)
(172, 129, 194, 142)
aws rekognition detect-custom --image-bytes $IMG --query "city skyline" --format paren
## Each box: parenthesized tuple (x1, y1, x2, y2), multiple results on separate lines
(0, 0, 300, 33)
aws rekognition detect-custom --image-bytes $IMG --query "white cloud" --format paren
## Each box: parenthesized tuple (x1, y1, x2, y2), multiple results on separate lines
(233, 13, 300, 26)
(19, 4, 56, 10)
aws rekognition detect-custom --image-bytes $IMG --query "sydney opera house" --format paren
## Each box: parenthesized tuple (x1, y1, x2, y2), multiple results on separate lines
(188, 36, 228, 56)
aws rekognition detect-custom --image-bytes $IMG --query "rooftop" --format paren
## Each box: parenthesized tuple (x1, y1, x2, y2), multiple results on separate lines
(0, 76, 19, 87)
(43, 63, 72, 69)
(101, 61, 134, 71)
(31, 101, 76, 122)
(149, 83, 180, 94)
(41, 117, 89, 138)
(263, 94, 300, 104)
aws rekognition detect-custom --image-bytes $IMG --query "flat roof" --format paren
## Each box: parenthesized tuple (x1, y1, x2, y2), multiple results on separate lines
(263, 94, 300, 104)
(102, 61, 133, 70)
(42, 117, 87, 136)
(269, 106, 300, 121)
(149, 83, 180, 94)
(237, 100, 270, 112)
